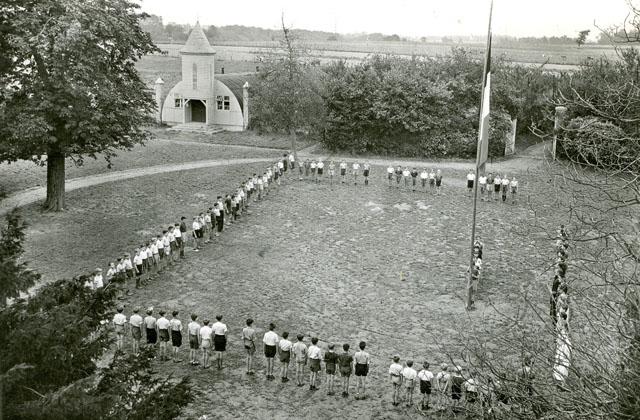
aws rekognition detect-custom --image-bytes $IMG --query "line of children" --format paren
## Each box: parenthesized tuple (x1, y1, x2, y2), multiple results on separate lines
(301, 159, 373, 186)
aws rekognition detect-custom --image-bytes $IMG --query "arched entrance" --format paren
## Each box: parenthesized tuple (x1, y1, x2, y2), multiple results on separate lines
(189, 100, 206, 123)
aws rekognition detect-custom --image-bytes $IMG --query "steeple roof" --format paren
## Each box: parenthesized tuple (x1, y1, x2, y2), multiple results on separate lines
(181, 22, 216, 55)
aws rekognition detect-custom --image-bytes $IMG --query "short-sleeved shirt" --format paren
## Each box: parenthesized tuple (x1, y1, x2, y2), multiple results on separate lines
(174, 228, 182, 238)
(129, 314, 143, 327)
(389, 363, 403, 376)
(411, 170, 418, 178)
(310, 162, 317, 168)
(144, 316, 157, 329)
(418, 369, 434, 382)
(467, 173, 476, 181)
(263, 331, 278, 346)
(317, 162, 324, 169)
(352, 163, 360, 170)
(403, 367, 418, 382)
(169, 318, 182, 331)
(188, 321, 201, 336)
(479, 176, 487, 185)
(157, 317, 170, 330)
(502, 179, 510, 187)
(387, 167, 394, 174)
(133, 255, 143, 266)
(292, 342, 308, 359)
(200, 326, 213, 340)
(420, 171, 428, 179)
(113, 313, 126, 326)
(402, 170, 410, 177)
(308, 345, 322, 360)
(279, 339, 293, 352)
(324, 351, 338, 365)
(211, 321, 228, 336)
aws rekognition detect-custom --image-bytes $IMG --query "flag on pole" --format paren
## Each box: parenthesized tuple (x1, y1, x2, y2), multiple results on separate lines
(476, 5, 493, 174)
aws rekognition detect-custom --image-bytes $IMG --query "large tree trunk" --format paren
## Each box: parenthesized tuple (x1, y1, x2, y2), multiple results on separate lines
(44, 148, 65, 211)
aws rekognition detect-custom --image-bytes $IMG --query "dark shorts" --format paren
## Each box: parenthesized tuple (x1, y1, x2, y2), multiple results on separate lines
(388, 173, 393, 180)
(452, 384, 462, 400)
(159, 329, 169, 342)
(132, 326, 142, 340)
(430, 178, 435, 185)
(135, 265, 142, 276)
(420, 380, 432, 395)
(280, 350, 291, 363)
(146, 328, 157, 344)
(436, 180, 442, 187)
(195, 229, 203, 239)
(214, 335, 226, 351)
(310, 358, 321, 372)
(158, 249, 164, 259)
(264, 344, 277, 358)
(355, 363, 369, 377)
(421, 179, 426, 186)
(340, 366, 352, 377)
(126, 269, 133, 278)
(467, 180, 474, 188)
(318, 168, 323, 175)
(363, 170, 369, 177)
(412, 177, 417, 185)
(189, 334, 199, 349)
(340, 169, 346, 176)
(171, 330, 182, 347)
(326, 363, 336, 375)
(494, 184, 500, 192)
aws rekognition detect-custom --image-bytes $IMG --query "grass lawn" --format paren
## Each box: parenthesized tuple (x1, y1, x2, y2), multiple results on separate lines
(0, 137, 282, 195)
(17, 158, 573, 418)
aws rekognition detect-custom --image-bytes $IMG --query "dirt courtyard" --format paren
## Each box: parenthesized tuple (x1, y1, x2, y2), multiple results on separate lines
(118, 167, 554, 419)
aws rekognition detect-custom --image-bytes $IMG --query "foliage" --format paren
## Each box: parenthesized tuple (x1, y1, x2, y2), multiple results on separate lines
(576, 29, 591, 47)
(0, 210, 40, 306)
(322, 52, 512, 158)
(0, 0, 160, 209)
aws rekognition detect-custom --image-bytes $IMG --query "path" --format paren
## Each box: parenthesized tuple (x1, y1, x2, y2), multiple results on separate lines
(0, 140, 548, 216)
(0, 157, 273, 216)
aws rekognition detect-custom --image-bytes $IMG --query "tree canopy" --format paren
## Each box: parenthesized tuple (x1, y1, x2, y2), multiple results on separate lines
(0, 0, 159, 210)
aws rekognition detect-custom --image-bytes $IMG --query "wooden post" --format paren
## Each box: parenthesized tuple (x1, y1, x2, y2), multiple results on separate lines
(552, 106, 567, 161)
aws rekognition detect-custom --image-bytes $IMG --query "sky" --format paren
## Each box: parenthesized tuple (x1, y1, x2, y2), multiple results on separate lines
(138, 0, 633, 39)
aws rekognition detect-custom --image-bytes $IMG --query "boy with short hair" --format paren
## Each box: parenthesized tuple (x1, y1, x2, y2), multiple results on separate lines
(204, 210, 212, 243)
(157, 310, 170, 361)
(402, 167, 411, 189)
(411, 167, 419, 192)
(242, 318, 256, 374)
(395, 165, 403, 187)
(163, 229, 172, 263)
(479, 173, 487, 200)
(435, 170, 443, 195)
(387, 164, 395, 187)
(278, 331, 293, 382)
(354, 341, 370, 400)
(129, 307, 143, 355)
(420, 168, 428, 192)
(340, 161, 347, 184)
(363, 162, 371, 186)
(436, 363, 450, 411)
(352, 161, 361, 185)
(324, 343, 338, 395)
(338, 343, 354, 397)
(328, 161, 336, 186)
(179, 217, 187, 258)
(191, 218, 201, 251)
(292, 334, 308, 386)
(144, 308, 158, 349)
(403, 360, 418, 406)
(418, 361, 434, 410)
(155, 235, 165, 270)
(501, 175, 510, 202)
(199, 319, 213, 369)
(170, 310, 183, 362)
(211, 315, 228, 369)
(466, 170, 475, 197)
(263, 323, 278, 380)
(133, 249, 143, 289)
(317, 160, 324, 182)
(168, 226, 177, 262)
(389, 355, 403, 406)
(486, 172, 495, 201)
(308, 337, 322, 390)
(173, 223, 184, 258)
(429, 169, 436, 193)
(123, 253, 134, 294)
(187, 314, 201, 366)
(113, 306, 127, 351)
(216, 197, 225, 234)
(493, 174, 502, 201)
(510, 176, 518, 203)
(304, 159, 310, 178)
(310, 159, 317, 182)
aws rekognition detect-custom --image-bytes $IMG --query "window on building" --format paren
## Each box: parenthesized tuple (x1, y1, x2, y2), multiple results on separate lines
(224, 96, 230, 110)
(192, 63, 197, 90)
(216, 95, 223, 110)
(174, 98, 182, 108)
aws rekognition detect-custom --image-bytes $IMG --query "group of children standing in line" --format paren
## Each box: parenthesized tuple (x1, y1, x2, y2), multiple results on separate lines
(84, 157, 294, 295)
(296, 157, 373, 186)
(112, 308, 481, 412)
(386, 166, 445, 194)
(466, 171, 519, 203)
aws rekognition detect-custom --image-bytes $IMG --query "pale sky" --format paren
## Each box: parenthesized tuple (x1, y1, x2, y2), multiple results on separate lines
(138, 0, 632, 39)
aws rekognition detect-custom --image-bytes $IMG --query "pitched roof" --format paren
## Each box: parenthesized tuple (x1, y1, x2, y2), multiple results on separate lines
(216, 73, 255, 110)
(181, 22, 215, 55)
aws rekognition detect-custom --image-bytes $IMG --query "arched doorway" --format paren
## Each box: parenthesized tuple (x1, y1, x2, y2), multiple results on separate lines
(189, 100, 206, 123)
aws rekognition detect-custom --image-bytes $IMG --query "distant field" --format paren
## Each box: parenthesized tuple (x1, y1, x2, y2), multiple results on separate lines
(154, 40, 619, 66)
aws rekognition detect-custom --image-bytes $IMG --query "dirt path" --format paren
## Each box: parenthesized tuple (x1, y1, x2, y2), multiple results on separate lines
(0, 157, 273, 216)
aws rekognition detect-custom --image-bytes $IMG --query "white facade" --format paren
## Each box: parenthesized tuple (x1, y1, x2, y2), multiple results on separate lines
(161, 22, 246, 130)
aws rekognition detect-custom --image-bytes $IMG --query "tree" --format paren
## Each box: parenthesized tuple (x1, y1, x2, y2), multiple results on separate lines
(576, 29, 590, 47)
(0, 210, 40, 307)
(0, 0, 159, 211)
(250, 15, 326, 160)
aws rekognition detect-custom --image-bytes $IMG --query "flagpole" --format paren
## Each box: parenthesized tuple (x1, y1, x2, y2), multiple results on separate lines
(466, 0, 493, 310)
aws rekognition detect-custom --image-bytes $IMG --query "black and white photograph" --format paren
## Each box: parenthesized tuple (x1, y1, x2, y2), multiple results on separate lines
(0, 0, 639, 418)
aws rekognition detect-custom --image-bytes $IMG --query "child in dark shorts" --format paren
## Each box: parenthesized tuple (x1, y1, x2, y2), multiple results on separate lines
(338, 343, 354, 397)
(324, 343, 338, 395)
(354, 341, 370, 400)
(411, 167, 419, 192)
(418, 361, 434, 410)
